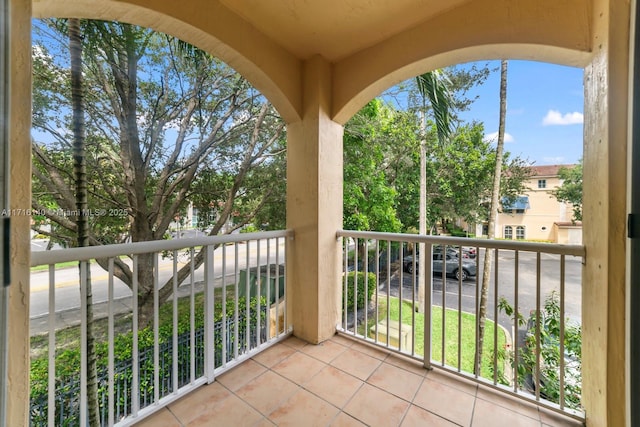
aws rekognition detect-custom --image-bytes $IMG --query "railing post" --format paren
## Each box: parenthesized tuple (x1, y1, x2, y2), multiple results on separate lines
(204, 245, 216, 382)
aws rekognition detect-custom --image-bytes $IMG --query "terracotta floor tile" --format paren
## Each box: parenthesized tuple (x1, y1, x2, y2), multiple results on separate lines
(305, 365, 364, 408)
(268, 388, 340, 427)
(253, 417, 277, 426)
(252, 343, 297, 368)
(350, 340, 390, 360)
(187, 393, 263, 426)
(134, 408, 181, 427)
(384, 353, 429, 377)
(413, 377, 475, 426)
(330, 348, 383, 380)
(401, 405, 458, 427)
(367, 362, 424, 401)
(235, 370, 299, 414)
(471, 398, 540, 427)
(281, 336, 309, 349)
(330, 412, 367, 426)
(476, 385, 540, 420)
(272, 351, 326, 384)
(539, 407, 585, 426)
(343, 383, 410, 427)
(330, 334, 357, 347)
(426, 368, 478, 396)
(216, 359, 267, 392)
(169, 382, 232, 424)
(300, 339, 348, 363)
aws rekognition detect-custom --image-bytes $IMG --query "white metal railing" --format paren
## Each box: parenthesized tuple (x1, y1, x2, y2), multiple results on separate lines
(29, 230, 292, 426)
(337, 230, 585, 421)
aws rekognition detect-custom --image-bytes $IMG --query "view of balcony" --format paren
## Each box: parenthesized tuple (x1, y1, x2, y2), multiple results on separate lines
(28, 230, 585, 426)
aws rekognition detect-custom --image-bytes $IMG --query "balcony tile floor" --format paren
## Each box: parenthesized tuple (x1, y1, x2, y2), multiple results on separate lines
(135, 334, 583, 427)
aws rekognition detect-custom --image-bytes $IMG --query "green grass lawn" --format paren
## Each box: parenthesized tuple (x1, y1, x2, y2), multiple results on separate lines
(364, 295, 508, 380)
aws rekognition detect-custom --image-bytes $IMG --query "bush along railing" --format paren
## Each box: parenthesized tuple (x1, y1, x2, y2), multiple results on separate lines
(29, 297, 267, 426)
(29, 230, 291, 426)
(337, 229, 585, 421)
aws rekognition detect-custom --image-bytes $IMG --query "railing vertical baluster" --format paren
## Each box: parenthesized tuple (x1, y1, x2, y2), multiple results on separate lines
(222, 244, 227, 367)
(256, 239, 261, 347)
(343, 237, 348, 330)
(364, 239, 369, 341)
(284, 235, 290, 333)
(409, 243, 416, 355)
(441, 248, 446, 366)
(474, 247, 480, 379)
(354, 238, 358, 335)
(204, 245, 215, 382)
(535, 252, 542, 401)
(132, 255, 139, 416)
(153, 253, 160, 404)
(172, 251, 179, 394)
(559, 254, 566, 409)
(457, 247, 462, 371)
(108, 258, 115, 426)
(493, 249, 499, 385)
(79, 260, 88, 427)
(47, 265, 55, 427)
(266, 239, 271, 341)
(245, 241, 251, 351)
(513, 250, 520, 392)
(234, 242, 239, 360)
(275, 237, 281, 336)
(385, 242, 390, 347)
(397, 241, 402, 351)
(189, 248, 195, 384)
(374, 240, 380, 345)
(423, 243, 433, 369)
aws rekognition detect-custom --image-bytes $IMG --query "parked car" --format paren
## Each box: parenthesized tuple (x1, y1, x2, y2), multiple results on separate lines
(402, 252, 476, 281)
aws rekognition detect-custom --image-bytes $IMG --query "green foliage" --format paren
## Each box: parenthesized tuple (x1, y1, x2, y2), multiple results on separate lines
(551, 161, 583, 222)
(498, 291, 582, 410)
(343, 271, 377, 312)
(30, 295, 266, 413)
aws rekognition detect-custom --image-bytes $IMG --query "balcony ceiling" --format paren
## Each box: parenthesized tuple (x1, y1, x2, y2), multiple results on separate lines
(218, 0, 470, 61)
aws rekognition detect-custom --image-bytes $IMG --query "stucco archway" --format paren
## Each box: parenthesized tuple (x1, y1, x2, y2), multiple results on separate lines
(33, 0, 303, 123)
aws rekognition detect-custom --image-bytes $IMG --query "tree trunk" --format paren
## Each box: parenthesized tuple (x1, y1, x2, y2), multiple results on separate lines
(417, 109, 427, 313)
(69, 18, 100, 426)
(475, 60, 508, 375)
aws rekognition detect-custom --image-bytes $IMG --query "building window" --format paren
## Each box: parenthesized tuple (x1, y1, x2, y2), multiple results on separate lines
(504, 226, 513, 239)
(516, 226, 525, 240)
(538, 179, 547, 189)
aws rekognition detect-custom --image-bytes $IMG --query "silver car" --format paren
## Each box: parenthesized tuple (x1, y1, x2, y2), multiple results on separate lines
(402, 252, 477, 281)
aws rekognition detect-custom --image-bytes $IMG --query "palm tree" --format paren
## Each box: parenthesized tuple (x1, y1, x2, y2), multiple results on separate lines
(475, 59, 508, 374)
(68, 18, 100, 426)
(414, 70, 453, 312)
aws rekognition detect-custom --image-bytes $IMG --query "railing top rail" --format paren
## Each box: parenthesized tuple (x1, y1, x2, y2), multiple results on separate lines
(337, 229, 585, 257)
(30, 229, 293, 267)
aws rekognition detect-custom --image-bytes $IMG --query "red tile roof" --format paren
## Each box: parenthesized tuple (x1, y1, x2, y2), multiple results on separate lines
(528, 164, 577, 177)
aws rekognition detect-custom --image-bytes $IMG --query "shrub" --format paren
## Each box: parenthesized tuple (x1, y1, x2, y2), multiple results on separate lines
(343, 271, 376, 312)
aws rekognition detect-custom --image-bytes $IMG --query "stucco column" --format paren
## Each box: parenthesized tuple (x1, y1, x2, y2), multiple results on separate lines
(582, 0, 628, 425)
(6, 0, 32, 425)
(286, 56, 343, 344)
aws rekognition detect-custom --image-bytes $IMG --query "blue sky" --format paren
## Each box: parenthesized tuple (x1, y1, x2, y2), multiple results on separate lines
(457, 60, 584, 166)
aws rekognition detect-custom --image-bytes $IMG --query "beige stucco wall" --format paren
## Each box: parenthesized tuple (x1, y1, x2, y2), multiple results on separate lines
(582, 0, 629, 425)
(11, 1, 630, 425)
(7, 1, 32, 425)
(496, 175, 577, 242)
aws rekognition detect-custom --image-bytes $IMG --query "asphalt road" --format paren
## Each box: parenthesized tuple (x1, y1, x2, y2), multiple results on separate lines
(382, 249, 583, 333)
(29, 239, 286, 334)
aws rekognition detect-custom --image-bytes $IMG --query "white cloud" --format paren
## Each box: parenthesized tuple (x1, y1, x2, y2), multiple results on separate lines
(542, 110, 583, 126)
(483, 131, 514, 143)
(543, 156, 565, 164)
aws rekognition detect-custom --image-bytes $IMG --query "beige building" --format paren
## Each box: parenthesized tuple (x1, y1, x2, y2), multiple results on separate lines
(1, 0, 635, 426)
(494, 164, 582, 244)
